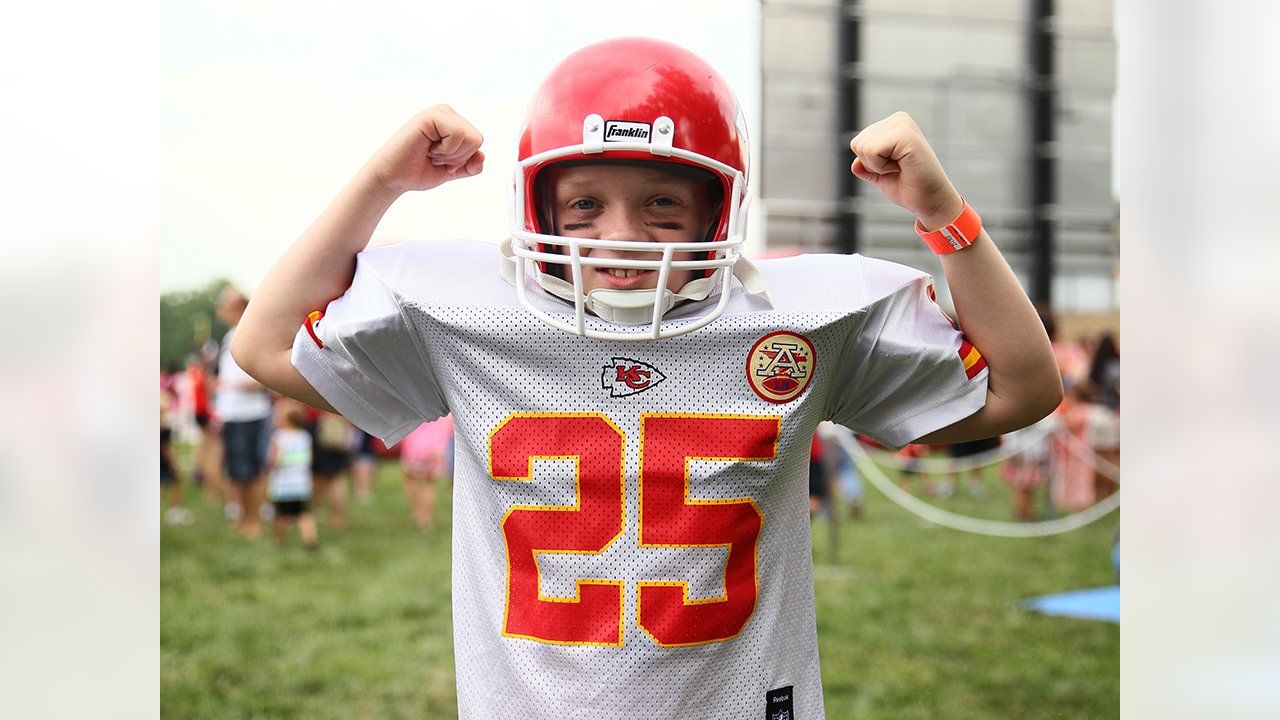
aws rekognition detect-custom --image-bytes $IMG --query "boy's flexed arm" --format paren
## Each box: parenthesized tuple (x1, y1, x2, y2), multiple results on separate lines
(232, 105, 485, 410)
(848, 111, 1062, 443)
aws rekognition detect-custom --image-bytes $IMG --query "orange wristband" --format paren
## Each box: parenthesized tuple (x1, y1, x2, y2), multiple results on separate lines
(915, 200, 982, 254)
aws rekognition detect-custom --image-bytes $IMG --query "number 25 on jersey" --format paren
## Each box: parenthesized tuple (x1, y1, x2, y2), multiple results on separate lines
(489, 413, 780, 647)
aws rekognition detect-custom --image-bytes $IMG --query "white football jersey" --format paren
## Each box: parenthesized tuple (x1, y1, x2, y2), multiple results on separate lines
(292, 239, 987, 720)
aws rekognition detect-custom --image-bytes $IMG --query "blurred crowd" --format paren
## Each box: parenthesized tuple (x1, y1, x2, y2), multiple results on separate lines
(1004, 307, 1120, 521)
(159, 287, 453, 547)
(806, 306, 1119, 523)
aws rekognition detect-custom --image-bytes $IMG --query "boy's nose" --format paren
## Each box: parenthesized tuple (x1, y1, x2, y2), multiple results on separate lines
(596, 207, 648, 243)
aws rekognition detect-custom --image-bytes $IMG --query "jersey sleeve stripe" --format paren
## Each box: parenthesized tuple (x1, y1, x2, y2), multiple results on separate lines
(958, 340, 987, 379)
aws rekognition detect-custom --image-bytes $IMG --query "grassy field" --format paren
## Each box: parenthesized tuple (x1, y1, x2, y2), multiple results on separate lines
(161, 454, 1119, 719)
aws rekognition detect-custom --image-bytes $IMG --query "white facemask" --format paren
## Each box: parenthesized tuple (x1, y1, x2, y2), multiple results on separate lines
(499, 238, 772, 339)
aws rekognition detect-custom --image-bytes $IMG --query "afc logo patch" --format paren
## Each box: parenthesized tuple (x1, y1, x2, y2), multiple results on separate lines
(602, 357, 666, 398)
(746, 331, 816, 404)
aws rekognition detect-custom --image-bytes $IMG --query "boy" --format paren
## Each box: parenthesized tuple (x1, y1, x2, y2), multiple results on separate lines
(234, 37, 1059, 719)
(160, 384, 193, 525)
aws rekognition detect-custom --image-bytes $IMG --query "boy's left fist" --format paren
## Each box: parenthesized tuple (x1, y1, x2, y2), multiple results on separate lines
(849, 112, 964, 230)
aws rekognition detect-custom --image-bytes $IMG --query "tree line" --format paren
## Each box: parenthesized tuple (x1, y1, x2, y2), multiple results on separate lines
(160, 279, 232, 371)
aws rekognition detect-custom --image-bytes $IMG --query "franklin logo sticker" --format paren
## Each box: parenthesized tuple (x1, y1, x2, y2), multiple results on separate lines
(602, 357, 666, 398)
(603, 120, 652, 143)
(746, 331, 816, 404)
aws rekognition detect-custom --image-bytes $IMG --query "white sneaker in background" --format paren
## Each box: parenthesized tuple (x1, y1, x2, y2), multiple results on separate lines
(165, 507, 195, 525)
(224, 503, 241, 521)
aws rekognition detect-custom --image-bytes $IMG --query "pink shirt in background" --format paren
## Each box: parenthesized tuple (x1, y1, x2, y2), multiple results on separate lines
(400, 415, 454, 461)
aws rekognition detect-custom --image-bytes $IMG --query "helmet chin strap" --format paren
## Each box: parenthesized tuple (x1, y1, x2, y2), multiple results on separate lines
(537, 269, 719, 326)
(498, 238, 773, 325)
(585, 287, 677, 325)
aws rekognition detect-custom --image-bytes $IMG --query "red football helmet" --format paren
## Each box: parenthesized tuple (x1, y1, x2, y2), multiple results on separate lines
(505, 37, 752, 341)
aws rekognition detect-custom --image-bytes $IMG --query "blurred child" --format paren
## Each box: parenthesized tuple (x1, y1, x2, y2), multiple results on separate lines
(161, 386, 194, 525)
(1050, 383, 1096, 513)
(819, 422, 864, 520)
(891, 442, 934, 496)
(807, 432, 829, 518)
(1000, 413, 1058, 521)
(940, 435, 1000, 498)
(350, 428, 378, 503)
(1084, 333, 1120, 500)
(184, 354, 225, 506)
(310, 410, 354, 530)
(398, 414, 454, 530)
(819, 420, 860, 515)
(267, 401, 319, 549)
(1000, 304, 1072, 521)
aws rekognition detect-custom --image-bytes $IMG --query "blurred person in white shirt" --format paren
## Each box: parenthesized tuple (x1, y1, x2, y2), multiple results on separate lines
(215, 287, 273, 538)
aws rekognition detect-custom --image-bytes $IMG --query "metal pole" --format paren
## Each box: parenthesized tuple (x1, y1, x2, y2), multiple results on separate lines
(1029, 0, 1056, 304)
(836, 0, 861, 254)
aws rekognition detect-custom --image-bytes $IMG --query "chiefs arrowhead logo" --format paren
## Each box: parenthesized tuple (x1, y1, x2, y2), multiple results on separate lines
(602, 357, 666, 398)
(747, 331, 816, 404)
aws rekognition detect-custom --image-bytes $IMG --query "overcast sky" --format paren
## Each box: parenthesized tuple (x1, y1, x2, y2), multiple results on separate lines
(160, 0, 762, 293)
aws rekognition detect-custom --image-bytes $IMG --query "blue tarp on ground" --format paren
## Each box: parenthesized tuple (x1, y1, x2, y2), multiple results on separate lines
(1023, 586, 1120, 623)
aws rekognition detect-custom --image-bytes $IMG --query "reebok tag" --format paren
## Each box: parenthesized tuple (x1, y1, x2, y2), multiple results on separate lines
(765, 685, 794, 720)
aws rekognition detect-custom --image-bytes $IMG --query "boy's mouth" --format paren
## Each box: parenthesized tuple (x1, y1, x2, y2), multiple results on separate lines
(595, 267, 654, 289)
(603, 268, 645, 278)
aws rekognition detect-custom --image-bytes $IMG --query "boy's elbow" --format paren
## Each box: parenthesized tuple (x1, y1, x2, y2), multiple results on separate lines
(229, 332, 263, 382)
(1038, 374, 1065, 419)
(1015, 349, 1065, 424)
(993, 367, 1062, 434)
(1023, 370, 1064, 425)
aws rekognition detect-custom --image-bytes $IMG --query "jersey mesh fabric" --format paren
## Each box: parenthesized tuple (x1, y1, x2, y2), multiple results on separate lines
(291, 240, 987, 719)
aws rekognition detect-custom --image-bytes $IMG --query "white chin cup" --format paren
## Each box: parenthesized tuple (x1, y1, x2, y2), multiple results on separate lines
(585, 287, 677, 326)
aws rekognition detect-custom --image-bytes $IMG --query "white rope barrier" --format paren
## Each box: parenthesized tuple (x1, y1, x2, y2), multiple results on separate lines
(850, 423, 1120, 483)
(855, 423, 1053, 475)
(1058, 430, 1121, 480)
(829, 426, 1121, 538)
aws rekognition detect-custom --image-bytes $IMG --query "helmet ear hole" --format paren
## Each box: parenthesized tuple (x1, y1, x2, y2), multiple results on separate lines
(531, 168, 566, 279)
(700, 178, 727, 278)
(534, 174, 553, 235)
(703, 179, 725, 242)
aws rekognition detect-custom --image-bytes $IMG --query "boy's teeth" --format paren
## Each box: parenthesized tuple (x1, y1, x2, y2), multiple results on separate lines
(606, 269, 643, 278)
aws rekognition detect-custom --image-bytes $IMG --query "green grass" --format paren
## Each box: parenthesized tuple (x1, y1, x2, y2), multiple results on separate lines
(162, 454, 1118, 719)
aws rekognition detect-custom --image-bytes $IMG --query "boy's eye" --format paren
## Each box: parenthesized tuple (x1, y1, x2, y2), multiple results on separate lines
(570, 199, 597, 211)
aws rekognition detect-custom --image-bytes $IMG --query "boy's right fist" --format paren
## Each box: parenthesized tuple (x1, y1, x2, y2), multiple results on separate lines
(368, 105, 486, 193)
